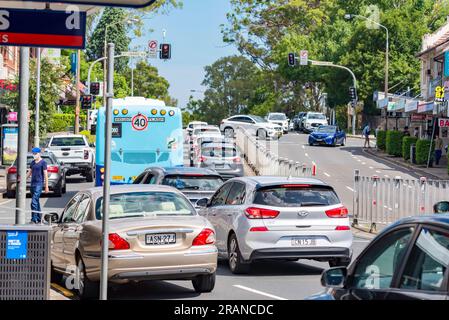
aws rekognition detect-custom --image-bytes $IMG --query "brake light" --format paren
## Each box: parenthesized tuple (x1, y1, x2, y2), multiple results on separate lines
(108, 233, 130, 250)
(198, 156, 206, 163)
(192, 228, 215, 246)
(84, 149, 89, 160)
(335, 226, 351, 231)
(47, 166, 59, 174)
(325, 206, 349, 218)
(250, 226, 268, 232)
(233, 157, 241, 163)
(8, 167, 17, 174)
(281, 184, 311, 188)
(245, 207, 280, 219)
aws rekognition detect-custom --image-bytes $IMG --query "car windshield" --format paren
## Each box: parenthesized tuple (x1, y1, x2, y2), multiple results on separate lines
(50, 137, 86, 146)
(317, 126, 337, 134)
(251, 115, 268, 123)
(269, 114, 287, 120)
(202, 146, 237, 158)
(162, 175, 223, 191)
(96, 191, 194, 219)
(253, 186, 340, 207)
(308, 114, 326, 120)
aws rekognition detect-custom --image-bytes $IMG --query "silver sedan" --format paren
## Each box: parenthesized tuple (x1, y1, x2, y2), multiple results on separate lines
(197, 176, 353, 274)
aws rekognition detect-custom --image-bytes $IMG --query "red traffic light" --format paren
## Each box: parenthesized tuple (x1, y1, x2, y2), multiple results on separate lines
(160, 43, 171, 60)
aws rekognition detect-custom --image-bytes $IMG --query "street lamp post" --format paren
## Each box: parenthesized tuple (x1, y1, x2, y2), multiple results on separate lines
(345, 13, 389, 130)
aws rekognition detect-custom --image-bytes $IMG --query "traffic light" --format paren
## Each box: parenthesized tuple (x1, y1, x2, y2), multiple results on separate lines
(90, 82, 100, 96)
(81, 94, 93, 110)
(288, 53, 296, 67)
(160, 43, 171, 60)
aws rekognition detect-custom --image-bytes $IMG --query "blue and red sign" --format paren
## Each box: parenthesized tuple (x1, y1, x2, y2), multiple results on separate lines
(0, 8, 86, 49)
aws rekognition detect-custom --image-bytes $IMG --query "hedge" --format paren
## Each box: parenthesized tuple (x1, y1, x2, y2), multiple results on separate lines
(80, 130, 96, 145)
(402, 136, 418, 160)
(416, 139, 434, 165)
(49, 114, 86, 132)
(386, 131, 404, 157)
(376, 130, 386, 151)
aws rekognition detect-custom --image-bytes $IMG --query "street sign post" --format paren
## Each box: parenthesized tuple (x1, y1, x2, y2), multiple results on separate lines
(0, 8, 86, 49)
(148, 40, 158, 58)
(300, 50, 308, 66)
(0, 0, 157, 8)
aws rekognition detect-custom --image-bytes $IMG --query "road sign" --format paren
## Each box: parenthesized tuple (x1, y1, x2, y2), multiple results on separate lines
(300, 50, 308, 66)
(5, 0, 157, 8)
(149, 40, 158, 58)
(6, 231, 27, 260)
(0, 8, 86, 49)
(438, 118, 449, 128)
(131, 114, 148, 131)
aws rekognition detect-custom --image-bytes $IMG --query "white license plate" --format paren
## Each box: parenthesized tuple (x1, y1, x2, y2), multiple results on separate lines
(215, 164, 225, 168)
(291, 238, 316, 247)
(145, 233, 176, 245)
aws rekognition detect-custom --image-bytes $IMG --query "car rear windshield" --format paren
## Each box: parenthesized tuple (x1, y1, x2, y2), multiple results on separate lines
(308, 114, 326, 120)
(269, 114, 287, 120)
(253, 185, 340, 207)
(14, 156, 56, 166)
(50, 137, 87, 146)
(162, 175, 224, 191)
(202, 146, 237, 158)
(96, 191, 194, 219)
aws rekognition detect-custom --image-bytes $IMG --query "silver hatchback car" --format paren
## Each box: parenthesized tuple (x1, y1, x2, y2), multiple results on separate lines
(197, 176, 353, 273)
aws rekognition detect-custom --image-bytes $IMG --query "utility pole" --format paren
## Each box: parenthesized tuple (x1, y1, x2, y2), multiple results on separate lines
(100, 43, 115, 301)
(74, 49, 81, 134)
(16, 47, 30, 225)
(34, 48, 41, 148)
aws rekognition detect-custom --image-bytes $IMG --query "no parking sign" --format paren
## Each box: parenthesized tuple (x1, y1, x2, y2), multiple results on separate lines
(131, 114, 148, 131)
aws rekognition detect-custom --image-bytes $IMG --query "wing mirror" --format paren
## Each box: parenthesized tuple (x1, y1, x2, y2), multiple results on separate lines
(434, 201, 449, 214)
(195, 198, 209, 208)
(43, 212, 60, 224)
(320, 267, 347, 288)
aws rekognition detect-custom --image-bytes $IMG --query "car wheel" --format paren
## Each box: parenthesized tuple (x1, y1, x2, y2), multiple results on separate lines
(228, 234, 249, 274)
(85, 168, 94, 183)
(6, 190, 15, 199)
(328, 257, 351, 268)
(332, 138, 337, 147)
(224, 127, 234, 138)
(62, 179, 67, 194)
(257, 129, 267, 140)
(192, 272, 216, 293)
(76, 257, 99, 300)
(54, 183, 62, 197)
(51, 262, 63, 284)
(341, 138, 346, 146)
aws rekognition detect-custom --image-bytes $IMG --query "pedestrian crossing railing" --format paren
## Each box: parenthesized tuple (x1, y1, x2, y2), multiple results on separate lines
(353, 170, 449, 232)
(235, 127, 314, 177)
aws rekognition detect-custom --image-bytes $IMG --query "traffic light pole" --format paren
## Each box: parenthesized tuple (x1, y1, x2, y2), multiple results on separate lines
(74, 49, 81, 134)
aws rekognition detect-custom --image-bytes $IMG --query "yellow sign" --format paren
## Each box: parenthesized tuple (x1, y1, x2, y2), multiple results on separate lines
(112, 176, 124, 181)
(435, 86, 445, 102)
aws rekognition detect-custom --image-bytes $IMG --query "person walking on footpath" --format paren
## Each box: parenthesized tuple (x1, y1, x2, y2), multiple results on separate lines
(362, 124, 371, 148)
(26, 147, 49, 223)
(403, 126, 410, 137)
(435, 135, 444, 166)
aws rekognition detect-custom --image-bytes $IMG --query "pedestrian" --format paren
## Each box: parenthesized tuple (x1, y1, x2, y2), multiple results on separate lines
(403, 126, 410, 137)
(413, 127, 419, 138)
(434, 136, 443, 166)
(362, 124, 371, 148)
(27, 147, 49, 223)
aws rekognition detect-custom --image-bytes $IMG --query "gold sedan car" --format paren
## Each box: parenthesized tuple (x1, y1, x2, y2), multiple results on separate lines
(49, 185, 217, 299)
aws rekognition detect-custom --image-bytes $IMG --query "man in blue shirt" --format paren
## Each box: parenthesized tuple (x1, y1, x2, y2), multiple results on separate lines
(362, 124, 371, 149)
(26, 147, 49, 223)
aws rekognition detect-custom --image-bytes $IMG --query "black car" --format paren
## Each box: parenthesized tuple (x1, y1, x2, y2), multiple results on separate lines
(294, 112, 307, 131)
(308, 214, 449, 300)
(133, 167, 224, 207)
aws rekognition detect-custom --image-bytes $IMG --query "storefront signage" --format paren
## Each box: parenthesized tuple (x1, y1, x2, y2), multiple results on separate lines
(405, 100, 418, 113)
(438, 118, 449, 128)
(418, 102, 434, 113)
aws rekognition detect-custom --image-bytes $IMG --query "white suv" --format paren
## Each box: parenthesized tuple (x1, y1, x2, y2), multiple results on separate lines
(302, 112, 328, 133)
(266, 113, 289, 133)
(220, 115, 282, 139)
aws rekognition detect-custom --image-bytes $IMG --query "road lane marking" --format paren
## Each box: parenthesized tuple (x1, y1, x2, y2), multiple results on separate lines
(376, 170, 381, 174)
(305, 153, 309, 158)
(362, 162, 366, 165)
(324, 172, 331, 177)
(369, 166, 374, 170)
(346, 186, 355, 192)
(233, 285, 288, 300)
(384, 175, 390, 178)
(302, 145, 305, 149)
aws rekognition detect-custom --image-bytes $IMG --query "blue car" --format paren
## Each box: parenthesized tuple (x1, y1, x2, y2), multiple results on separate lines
(308, 125, 346, 147)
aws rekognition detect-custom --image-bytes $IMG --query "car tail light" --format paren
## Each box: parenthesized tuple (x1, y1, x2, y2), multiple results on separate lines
(108, 233, 130, 250)
(245, 207, 280, 219)
(8, 167, 17, 174)
(84, 149, 89, 160)
(325, 206, 349, 218)
(249, 226, 268, 232)
(47, 166, 59, 173)
(192, 228, 215, 246)
(233, 157, 241, 163)
(281, 184, 311, 188)
(199, 156, 206, 163)
(335, 226, 351, 231)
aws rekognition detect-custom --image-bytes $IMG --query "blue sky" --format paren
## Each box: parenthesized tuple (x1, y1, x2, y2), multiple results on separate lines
(132, 0, 238, 108)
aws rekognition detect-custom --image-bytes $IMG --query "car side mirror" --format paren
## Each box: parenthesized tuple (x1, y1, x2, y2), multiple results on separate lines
(321, 267, 347, 288)
(89, 143, 95, 148)
(434, 201, 449, 214)
(59, 161, 64, 166)
(44, 212, 60, 224)
(196, 198, 209, 208)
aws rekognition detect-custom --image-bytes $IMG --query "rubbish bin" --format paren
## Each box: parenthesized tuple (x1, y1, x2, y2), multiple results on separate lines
(0, 225, 51, 300)
(410, 144, 417, 164)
